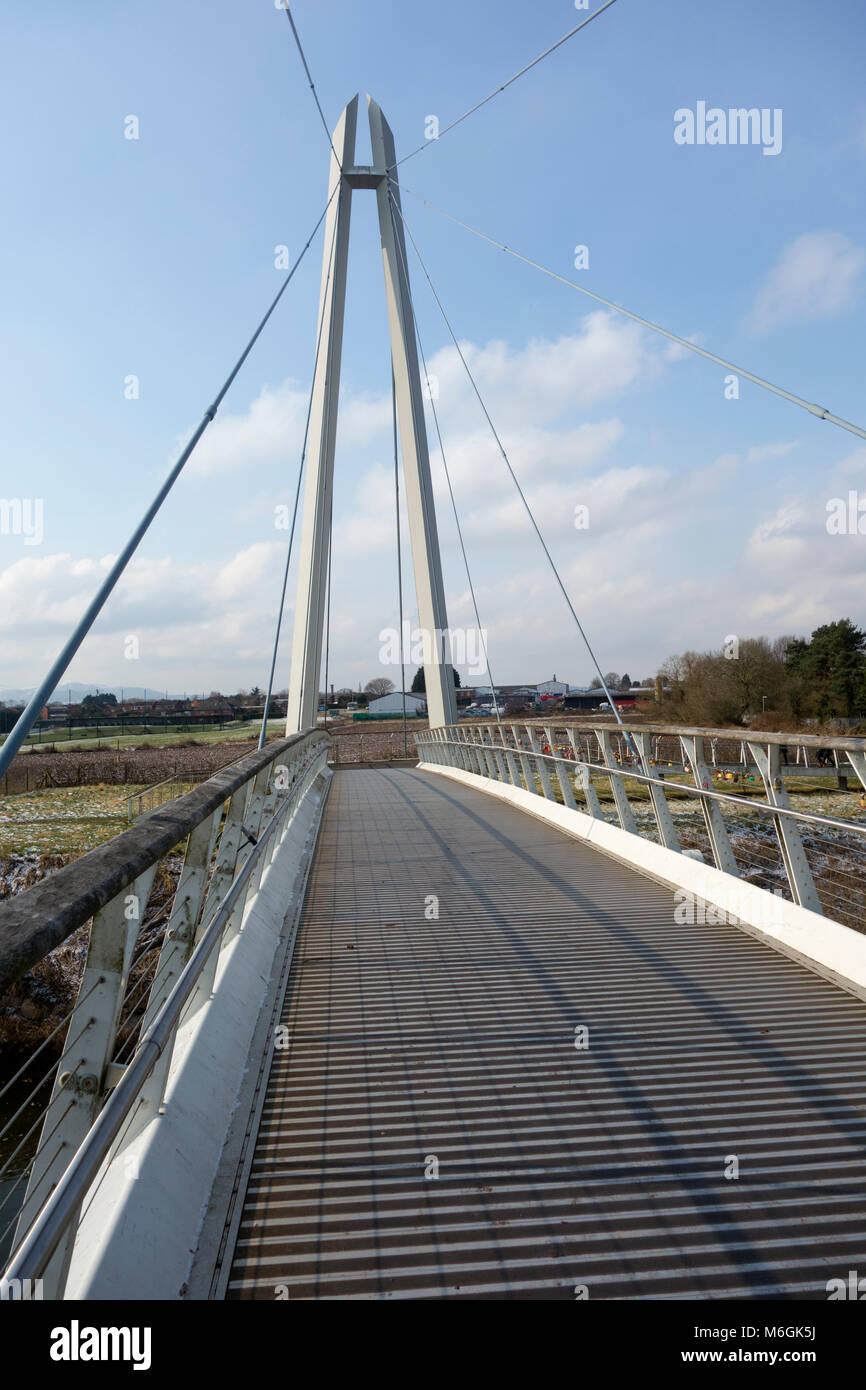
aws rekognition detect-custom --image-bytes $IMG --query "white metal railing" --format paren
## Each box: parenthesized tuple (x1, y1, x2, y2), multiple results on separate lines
(126, 773, 196, 821)
(417, 721, 866, 930)
(329, 731, 417, 764)
(0, 727, 329, 1297)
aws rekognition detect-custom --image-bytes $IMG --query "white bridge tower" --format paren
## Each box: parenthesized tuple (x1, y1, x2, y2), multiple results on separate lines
(286, 95, 458, 732)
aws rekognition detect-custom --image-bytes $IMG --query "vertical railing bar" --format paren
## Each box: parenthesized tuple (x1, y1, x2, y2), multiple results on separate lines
(747, 740, 822, 913)
(545, 723, 577, 810)
(597, 729, 638, 834)
(680, 734, 739, 875)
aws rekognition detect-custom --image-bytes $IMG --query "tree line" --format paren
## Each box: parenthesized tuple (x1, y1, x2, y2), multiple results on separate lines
(656, 619, 866, 727)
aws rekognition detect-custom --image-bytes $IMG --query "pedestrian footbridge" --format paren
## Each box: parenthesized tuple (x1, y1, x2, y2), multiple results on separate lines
(3, 68, 866, 1304)
(3, 726, 866, 1301)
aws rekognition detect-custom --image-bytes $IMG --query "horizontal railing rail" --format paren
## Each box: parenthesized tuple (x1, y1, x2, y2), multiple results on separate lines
(417, 721, 866, 931)
(0, 734, 310, 995)
(437, 739, 866, 837)
(567, 719, 866, 753)
(2, 753, 322, 1287)
(127, 774, 192, 823)
(0, 726, 330, 1298)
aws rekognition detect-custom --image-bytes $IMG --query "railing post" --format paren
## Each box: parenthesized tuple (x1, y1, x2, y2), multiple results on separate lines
(451, 728, 470, 772)
(526, 725, 555, 801)
(435, 729, 450, 768)
(575, 759, 605, 819)
(14, 865, 158, 1297)
(747, 740, 822, 913)
(139, 809, 221, 1036)
(199, 785, 247, 924)
(237, 756, 280, 895)
(544, 724, 577, 809)
(231, 757, 280, 924)
(122, 810, 222, 1141)
(845, 750, 866, 792)
(597, 730, 638, 834)
(478, 726, 500, 779)
(632, 731, 681, 851)
(464, 726, 479, 771)
(465, 726, 482, 772)
(679, 734, 739, 875)
(510, 723, 535, 793)
(185, 783, 250, 1014)
(460, 727, 478, 773)
(500, 728, 522, 788)
(490, 725, 512, 783)
(104, 739, 326, 1165)
(483, 725, 508, 782)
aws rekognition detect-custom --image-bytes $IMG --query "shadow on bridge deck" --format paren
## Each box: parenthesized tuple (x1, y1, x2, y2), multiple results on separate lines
(220, 767, 866, 1300)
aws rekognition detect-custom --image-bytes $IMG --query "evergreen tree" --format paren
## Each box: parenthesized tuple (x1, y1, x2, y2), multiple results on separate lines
(411, 666, 461, 694)
(786, 620, 866, 718)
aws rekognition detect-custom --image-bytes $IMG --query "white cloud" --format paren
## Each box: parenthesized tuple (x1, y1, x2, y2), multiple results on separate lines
(183, 379, 393, 479)
(182, 310, 670, 485)
(10, 276, 853, 694)
(749, 232, 865, 332)
(424, 310, 670, 437)
(186, 381, 310, 477)
(0, 543, 289, 688)
(745, 441, 800, 465)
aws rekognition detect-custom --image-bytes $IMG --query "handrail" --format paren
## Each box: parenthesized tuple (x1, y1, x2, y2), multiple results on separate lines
(126, 771, 185, 821)
(516, 718, 866, 753)
(2, 766, 309, 1285)
(421, 734, 866, 839)
(0, 731, 320, 994)
(418, 720, 866, 925)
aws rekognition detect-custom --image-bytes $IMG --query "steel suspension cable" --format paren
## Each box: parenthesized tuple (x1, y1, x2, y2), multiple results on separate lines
(385, 191, 502, 723)
(401, 185, 866, 443)
(388, 185, 635, 740)
(389, 0, 621, 172)
(0, 186, 340, 781)
(389, 207, 505, 728)
(415, 343, 503, 725)
(258, 210, 341, 748)
(322, 498, 334, 730)
(279, 2, 343, 172)
(392, 365, 409, 757)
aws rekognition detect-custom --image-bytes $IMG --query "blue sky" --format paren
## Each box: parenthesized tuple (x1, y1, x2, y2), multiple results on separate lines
(1, 0, 864, 697)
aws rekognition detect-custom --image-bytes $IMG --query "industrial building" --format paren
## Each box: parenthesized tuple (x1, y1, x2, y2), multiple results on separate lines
(367, 692, 427, 716)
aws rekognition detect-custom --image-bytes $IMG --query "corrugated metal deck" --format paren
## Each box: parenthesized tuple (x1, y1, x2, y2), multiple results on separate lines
(225, 767, 866, 1299)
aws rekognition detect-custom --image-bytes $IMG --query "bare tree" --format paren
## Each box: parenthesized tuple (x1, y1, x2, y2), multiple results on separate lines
(364, 677, 395, 699)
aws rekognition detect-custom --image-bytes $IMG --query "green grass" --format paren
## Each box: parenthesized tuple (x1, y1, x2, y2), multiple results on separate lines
(0, 785, 152, 854)
(534, 769, 861, 809)
(8, 720, 283, 756)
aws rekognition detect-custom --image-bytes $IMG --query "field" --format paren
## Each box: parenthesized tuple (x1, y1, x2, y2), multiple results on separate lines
(0, 784, 146, 858)
(0, 735, 264, 796)
(6, 718, 279, 756)
(327, 717, 422, 763)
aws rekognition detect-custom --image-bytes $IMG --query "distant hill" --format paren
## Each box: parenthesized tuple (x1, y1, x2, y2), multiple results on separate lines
(0, 684, 184, 705)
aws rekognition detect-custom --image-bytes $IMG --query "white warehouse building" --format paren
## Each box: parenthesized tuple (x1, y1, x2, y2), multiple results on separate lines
(367, 692, 427, 716)
(536, 675, 570, 696)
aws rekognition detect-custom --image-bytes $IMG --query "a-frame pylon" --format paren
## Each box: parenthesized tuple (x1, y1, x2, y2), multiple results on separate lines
(285, 95, 459, 732)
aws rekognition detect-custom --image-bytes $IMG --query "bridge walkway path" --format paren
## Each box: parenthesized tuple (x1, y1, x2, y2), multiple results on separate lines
(222, 767, 866, 1299)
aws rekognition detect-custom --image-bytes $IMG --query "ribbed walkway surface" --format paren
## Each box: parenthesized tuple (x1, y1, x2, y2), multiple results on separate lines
(226, 768, 866, 1299)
